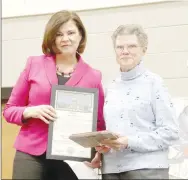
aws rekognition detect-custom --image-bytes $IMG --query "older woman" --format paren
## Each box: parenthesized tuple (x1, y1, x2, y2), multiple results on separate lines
(94, 24, 179, 179)
(3, 10, 105, 180)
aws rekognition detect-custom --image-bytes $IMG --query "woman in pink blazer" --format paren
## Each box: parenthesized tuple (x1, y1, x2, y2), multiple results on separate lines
(3, 10, 105, 180)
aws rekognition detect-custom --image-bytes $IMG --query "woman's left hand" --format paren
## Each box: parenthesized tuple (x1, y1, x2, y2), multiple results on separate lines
(101, 136, 128, 151)
(84, 152, 101, 169)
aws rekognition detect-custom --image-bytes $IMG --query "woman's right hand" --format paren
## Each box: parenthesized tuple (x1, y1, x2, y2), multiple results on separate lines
(95, 145, 111, 154)
(23, 105, 57, 124)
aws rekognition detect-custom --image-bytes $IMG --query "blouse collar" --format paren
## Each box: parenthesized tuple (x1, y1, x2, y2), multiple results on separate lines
(120, 60, 146, 81)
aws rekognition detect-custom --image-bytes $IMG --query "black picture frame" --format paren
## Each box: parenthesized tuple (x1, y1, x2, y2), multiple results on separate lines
(46, 85, 98, 162)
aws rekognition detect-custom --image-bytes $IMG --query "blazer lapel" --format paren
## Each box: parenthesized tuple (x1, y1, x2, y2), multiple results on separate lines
(65, 56, 89, 87)
(44, 56, 58, 86)
(44, 55, 89, 87)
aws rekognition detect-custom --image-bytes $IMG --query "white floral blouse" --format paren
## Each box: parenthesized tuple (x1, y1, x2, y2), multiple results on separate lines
(102, 61, 179, 174)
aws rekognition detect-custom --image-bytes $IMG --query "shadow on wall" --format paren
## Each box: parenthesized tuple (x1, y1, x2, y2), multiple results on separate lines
(2, 103, 20, 179)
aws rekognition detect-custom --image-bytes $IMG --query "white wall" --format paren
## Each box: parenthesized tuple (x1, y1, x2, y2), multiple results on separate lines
(2, 1, 188, 98)
(2, 0, 173, 18)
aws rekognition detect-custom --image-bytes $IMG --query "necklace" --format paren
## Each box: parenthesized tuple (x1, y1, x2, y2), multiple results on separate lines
(56, 65, 75, 77)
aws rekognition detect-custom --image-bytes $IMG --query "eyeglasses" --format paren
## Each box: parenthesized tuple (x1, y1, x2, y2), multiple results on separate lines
(115, 44, 143, 52)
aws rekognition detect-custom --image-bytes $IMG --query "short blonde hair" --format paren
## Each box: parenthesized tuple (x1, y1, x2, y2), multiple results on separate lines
(42, 10, 87, 55)
(112, 24, 148, 48)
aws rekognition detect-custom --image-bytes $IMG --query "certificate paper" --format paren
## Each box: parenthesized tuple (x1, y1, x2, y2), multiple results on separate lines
(46, 85, 98, 161)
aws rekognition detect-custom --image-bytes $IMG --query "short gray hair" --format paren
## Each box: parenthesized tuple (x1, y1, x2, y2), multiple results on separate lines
(112, 24, 148, 48)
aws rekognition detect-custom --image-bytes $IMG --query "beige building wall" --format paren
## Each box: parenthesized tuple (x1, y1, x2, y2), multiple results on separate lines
(2, 1, 188, 98)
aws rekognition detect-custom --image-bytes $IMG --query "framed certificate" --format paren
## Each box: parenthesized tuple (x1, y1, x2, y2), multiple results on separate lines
(46, 85, 98, 162)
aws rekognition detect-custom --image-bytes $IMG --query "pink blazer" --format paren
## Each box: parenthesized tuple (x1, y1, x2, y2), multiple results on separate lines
(3, 55, 106, 156)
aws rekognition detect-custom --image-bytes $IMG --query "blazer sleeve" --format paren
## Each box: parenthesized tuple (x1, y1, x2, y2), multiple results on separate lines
(3, 56, 32, 126)
(96, 72, 106, 131)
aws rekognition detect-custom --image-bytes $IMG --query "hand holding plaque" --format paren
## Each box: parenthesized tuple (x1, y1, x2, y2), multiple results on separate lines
(69, 130, 119, 148)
